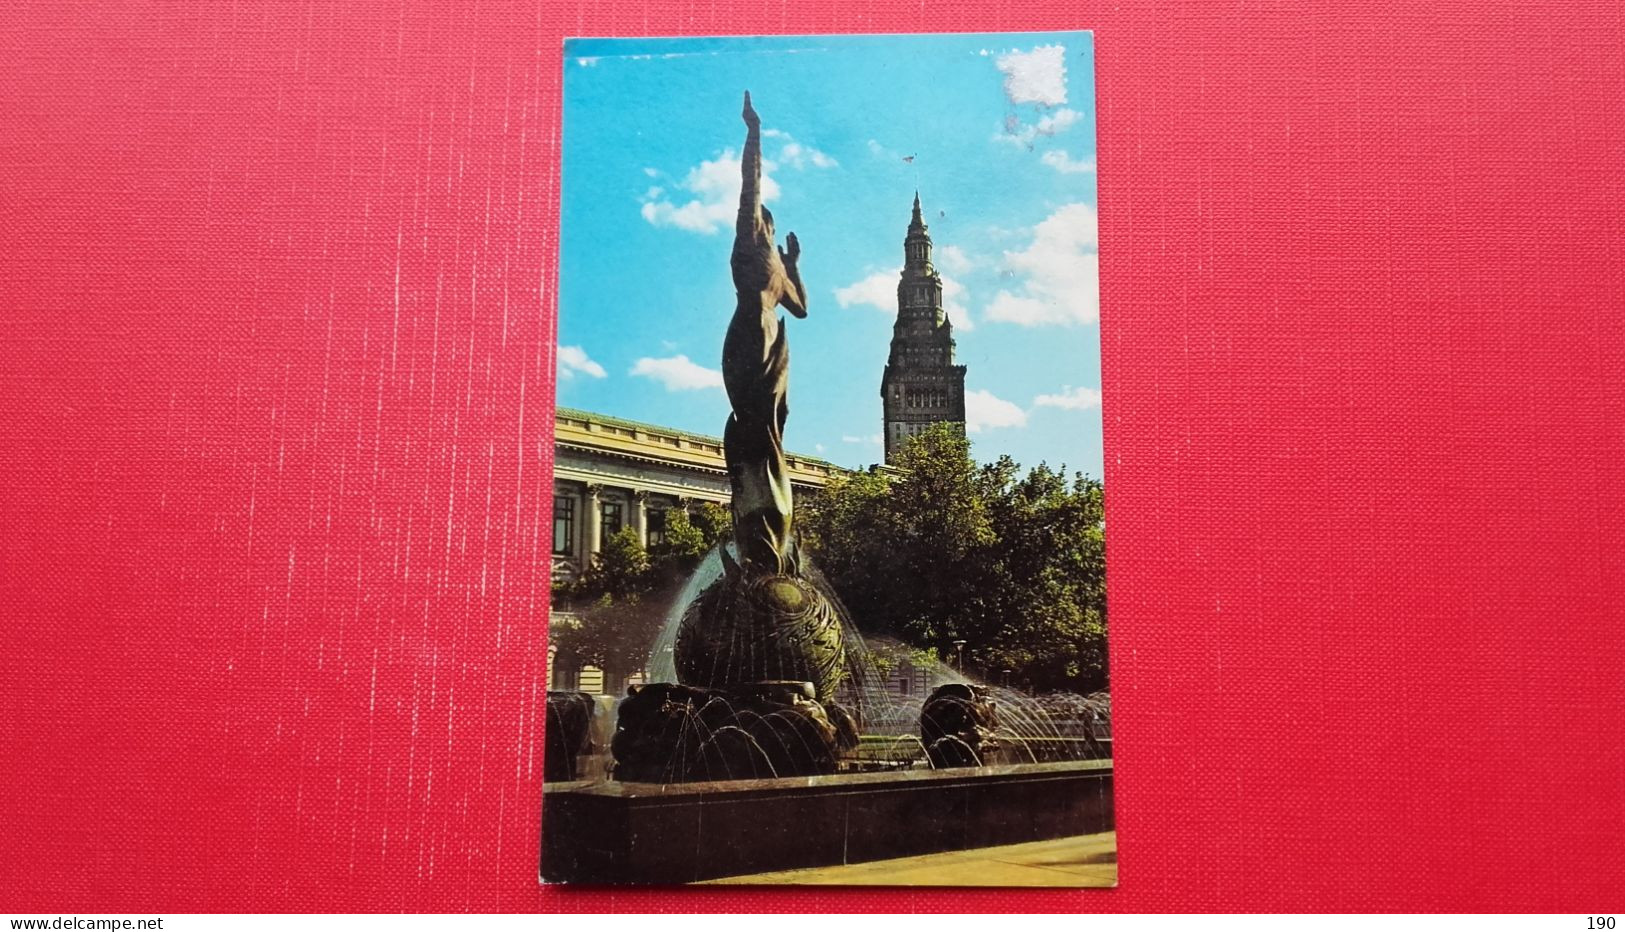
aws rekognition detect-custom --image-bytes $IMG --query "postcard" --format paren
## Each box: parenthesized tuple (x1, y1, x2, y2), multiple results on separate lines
(542, 31, 1110, 886)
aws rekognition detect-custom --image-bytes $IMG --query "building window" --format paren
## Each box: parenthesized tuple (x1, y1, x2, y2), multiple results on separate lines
(646, 508, 667, 547)
(601, 501, 623, 539)
(553, 497, 575, 555)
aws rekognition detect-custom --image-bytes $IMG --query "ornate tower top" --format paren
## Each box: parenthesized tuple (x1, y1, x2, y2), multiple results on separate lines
(881, 191, 967, 462)
(903, 190, 933, 276)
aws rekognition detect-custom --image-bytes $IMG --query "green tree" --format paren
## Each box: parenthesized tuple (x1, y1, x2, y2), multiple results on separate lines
(799, 425, 1109, 693)
(971, 464, 1107, 689)
(551, 528, 660, 688)
(801, 424, 993, 652)
(798, 465, 895, 629)
(689, 501, 731, 547)
(551, 507, 738, 690)
(570, 526, 652, 602)
(648, 508, 706, 565)
(550, 591, 665, 678)
(881, 425, 996, 649)
(648, 505, 728, 568)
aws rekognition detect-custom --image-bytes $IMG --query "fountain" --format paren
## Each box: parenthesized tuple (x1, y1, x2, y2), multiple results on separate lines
(541, 93, 1112, 884)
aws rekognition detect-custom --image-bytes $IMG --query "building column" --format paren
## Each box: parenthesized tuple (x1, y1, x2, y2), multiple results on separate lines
(584, 483, 602, 557)
(631, 489, 649, 548)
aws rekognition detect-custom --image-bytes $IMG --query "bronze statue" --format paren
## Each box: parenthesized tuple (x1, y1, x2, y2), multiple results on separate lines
(617, 94, 850, 782)
(671, 92, 844, 702)
(723, 91, 806, 577)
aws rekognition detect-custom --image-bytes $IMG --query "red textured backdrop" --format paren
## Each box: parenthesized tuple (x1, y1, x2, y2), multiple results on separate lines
(2, 0, 1622, 913)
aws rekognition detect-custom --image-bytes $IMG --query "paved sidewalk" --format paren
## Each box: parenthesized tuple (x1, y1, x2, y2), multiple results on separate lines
(701, 832, 1117, 887)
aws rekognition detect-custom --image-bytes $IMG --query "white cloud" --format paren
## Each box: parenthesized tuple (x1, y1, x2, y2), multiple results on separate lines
(866, 139, 918, 164)
(842, 434, 882, 445)
(629, 355, 723, 391)
(941, 275, 972, 329)
(762, 127, 838, 168)
(995, 45, 1068, 107)
(641, 150, 781, 235)
(937, 248, 976, 328)
(984, 203, 1100, 327)
(964, 389, 1028, 433)
(937, 244, 974, 275)
(641, 130, 831, 234)
(995, 108, 1082, 149)
(1033, 385, 1102, 410)
(1040, 149, 1096, 174)
(834, 272, 897, 312)
(777, 139, 837, 170)
(557, 344, 606, 380)
(835, 269, 973, 329)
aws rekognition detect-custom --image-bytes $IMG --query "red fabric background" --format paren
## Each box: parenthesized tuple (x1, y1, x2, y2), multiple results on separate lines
(3, 0, 1622, 913)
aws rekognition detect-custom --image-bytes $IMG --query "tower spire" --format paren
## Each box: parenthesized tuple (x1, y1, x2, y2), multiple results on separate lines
(904, 191, 933, 274)
(881, 191, 967, 463)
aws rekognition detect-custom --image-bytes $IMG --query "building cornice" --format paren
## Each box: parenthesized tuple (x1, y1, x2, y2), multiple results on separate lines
(554, 407, 845, 489)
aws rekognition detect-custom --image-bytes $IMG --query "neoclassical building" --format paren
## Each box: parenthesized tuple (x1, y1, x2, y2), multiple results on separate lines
(550, 406, 842, 581)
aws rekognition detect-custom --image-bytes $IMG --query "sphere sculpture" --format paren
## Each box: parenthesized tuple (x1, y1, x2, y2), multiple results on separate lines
(675, 561, 846, 701)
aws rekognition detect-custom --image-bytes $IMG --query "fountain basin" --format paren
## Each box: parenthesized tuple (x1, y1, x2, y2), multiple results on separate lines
(539, 759, 1112, 884)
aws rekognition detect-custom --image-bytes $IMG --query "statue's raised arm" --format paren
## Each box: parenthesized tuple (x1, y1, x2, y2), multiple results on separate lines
(737, 91, 763, 240)
(730, 91, 807, 318)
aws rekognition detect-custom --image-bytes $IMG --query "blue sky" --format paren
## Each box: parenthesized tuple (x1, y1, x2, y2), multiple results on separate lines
(558, 32, 1102, 478)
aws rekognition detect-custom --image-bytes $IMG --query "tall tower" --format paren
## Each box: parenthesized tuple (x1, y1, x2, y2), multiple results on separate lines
(880, 192, 967, 463)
